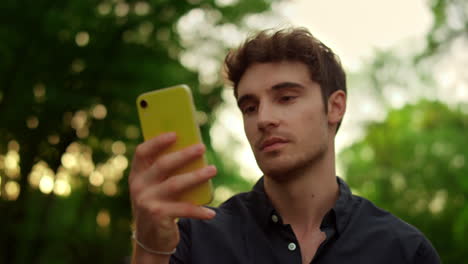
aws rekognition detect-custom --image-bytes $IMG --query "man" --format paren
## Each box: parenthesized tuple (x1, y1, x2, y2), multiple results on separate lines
(129, 28, 440, 263)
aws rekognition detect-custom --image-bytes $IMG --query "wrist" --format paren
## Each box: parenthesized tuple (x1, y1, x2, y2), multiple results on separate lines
(132, 231, 176, 255)
(133, 244, 171, 264)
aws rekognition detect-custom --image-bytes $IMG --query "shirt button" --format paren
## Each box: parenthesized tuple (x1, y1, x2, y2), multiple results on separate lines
(271, 214, 279, 223)
(288, 242, 297, 251)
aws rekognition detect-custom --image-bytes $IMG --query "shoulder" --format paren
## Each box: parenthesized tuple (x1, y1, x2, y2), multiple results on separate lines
(348, 195, 440, 263)
(354, 195, 420, 237)
(353, 195, 422, 234)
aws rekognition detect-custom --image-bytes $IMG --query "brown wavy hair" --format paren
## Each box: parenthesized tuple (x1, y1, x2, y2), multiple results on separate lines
(224, 27, 346, 132)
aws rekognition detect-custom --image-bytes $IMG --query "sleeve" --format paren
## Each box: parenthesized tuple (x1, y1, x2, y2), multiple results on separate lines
(170, 218, 191, 264)
(413, 237, 441, 264)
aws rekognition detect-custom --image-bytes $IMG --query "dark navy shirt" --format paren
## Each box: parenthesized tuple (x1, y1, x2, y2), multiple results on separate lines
(171, 177, 440, 264)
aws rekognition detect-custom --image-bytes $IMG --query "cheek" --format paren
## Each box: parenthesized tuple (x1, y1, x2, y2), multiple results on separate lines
(296, 106, 326, 134)
(243, 118, 257, 141)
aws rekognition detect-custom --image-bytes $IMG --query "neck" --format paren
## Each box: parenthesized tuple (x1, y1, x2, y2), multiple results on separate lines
(263, 144, 339, 235)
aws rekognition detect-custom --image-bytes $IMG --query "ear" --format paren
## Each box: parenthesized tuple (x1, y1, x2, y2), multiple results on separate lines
(327, 90, 346, 129)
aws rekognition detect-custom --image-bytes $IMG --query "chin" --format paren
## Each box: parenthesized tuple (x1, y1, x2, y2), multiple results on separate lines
(260, 163, 294, 182)
(256, 144, 328, 182)
(257, 155, 308, 182)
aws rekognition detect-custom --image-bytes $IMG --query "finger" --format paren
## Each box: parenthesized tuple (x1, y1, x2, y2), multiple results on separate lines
(146, 143, 206, 182)
(138, 165, 216, 201)
(130, 132, 177, 179)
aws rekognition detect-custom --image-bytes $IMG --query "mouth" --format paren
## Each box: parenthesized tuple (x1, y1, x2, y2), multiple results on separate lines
(259, 137, 289, 152)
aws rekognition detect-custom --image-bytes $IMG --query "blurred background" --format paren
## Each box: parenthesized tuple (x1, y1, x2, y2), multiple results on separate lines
(0, 0, 466, 263)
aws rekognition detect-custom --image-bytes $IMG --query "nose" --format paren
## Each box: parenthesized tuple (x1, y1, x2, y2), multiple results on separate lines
(257, 102, 280, 131)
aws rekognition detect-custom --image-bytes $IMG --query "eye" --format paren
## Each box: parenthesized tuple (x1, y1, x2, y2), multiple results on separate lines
(242, 105, 257, 115)
(279, 95, 296, 103)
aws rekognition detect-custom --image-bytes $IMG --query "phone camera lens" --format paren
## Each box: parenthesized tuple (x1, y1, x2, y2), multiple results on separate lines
(140, 100, 148, 108)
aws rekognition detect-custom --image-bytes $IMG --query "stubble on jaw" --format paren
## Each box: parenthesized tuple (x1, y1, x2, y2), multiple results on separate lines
(257, 140, 329, 183)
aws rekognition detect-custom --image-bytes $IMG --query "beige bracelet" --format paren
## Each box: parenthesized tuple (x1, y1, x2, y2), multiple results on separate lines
(132, 231, 176, 255)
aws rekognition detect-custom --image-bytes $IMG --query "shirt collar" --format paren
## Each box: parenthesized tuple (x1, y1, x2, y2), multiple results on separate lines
(250, 176, 354, 235)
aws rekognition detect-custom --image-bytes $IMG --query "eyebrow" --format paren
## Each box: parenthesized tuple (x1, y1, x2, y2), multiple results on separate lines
(237, 81, 305, 108)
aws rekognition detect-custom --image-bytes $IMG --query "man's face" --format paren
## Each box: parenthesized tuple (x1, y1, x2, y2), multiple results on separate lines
(236, 61, 331, 181)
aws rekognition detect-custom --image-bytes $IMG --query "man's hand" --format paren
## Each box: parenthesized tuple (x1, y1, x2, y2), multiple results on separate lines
(129, 132, 216, 262)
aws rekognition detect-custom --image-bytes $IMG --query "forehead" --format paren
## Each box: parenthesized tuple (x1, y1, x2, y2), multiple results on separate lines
(236, 61, 313, 98)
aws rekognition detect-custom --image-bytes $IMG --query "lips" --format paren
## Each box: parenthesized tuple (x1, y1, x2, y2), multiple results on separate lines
(259, 137, 289, 151)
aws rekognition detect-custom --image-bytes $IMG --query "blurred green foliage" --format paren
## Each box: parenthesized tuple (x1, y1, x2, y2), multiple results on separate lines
(340, 100, 468, 263)
(340, 1, 468, 262)
(0, 0, 275, 263)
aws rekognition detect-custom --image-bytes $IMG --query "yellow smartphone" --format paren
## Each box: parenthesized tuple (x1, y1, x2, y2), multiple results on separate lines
(136, 85, 213, 205)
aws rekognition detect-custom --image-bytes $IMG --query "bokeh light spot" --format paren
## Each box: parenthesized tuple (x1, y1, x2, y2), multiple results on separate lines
(92, 104, 107, 119)
(33, 83, 46, 102)
(115, 2, 129, 17)
(39, 175, 54, 194)
(134, 1, 150, 16)
(8, 140, 19, 151)
(48, 135, 60, 145)
(71, 59, 86, 73)
(125, 125, 140, 139)
(97, 2, 112, 15)
(90, 171, 104, 186)
(71, 111, 88, 130)
(62, 153, 77, 169)
(5, 181, 20, 200)
(97, 209, 111, 228)
(26, 116, 39, 129)
(103, 182, 118, 196)
(75, 31, 90, 47)
(54, 179, 71, 197)
(113, 155, 128, 171)
(111, 141, 126, 155)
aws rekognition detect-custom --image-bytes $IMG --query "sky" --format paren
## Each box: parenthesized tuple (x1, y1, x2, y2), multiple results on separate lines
(286, 0, 432, 70)
(211, 0, 435, 182)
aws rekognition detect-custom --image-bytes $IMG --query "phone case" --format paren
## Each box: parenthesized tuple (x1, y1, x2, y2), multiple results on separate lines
(136, 85, 213, 205)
